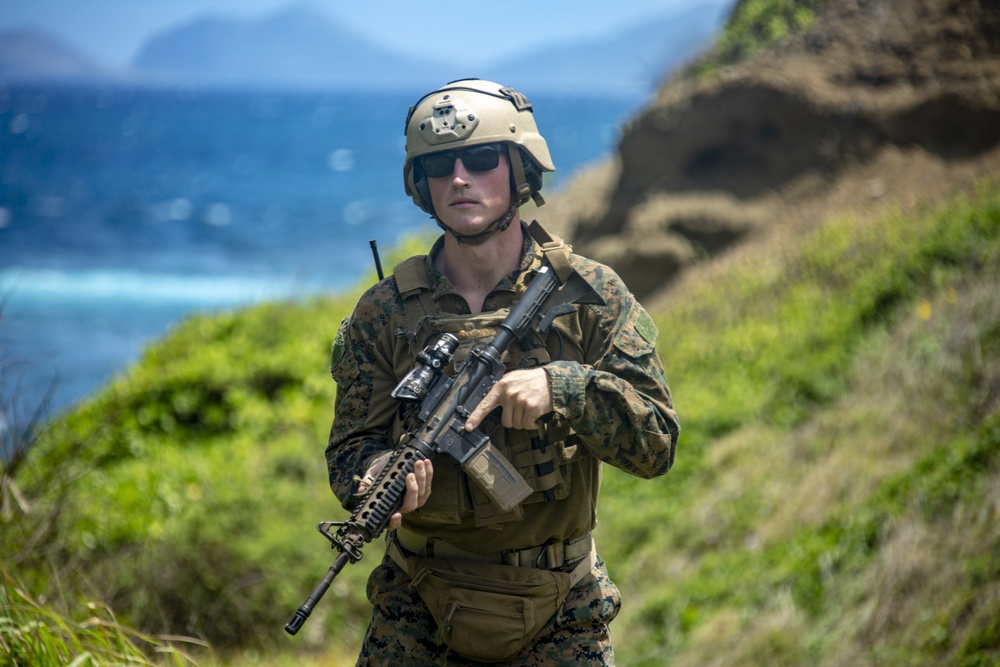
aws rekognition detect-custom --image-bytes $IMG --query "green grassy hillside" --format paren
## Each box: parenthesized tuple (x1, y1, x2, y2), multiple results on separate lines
(601, 181, 1000, 666)
(4, 181, 998, 666)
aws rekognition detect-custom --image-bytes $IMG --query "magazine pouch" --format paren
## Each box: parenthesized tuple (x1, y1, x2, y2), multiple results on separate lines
(408, 557, 573, 662)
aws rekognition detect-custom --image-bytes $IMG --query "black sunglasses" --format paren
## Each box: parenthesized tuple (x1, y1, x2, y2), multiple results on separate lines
(420, 144, 503, 179)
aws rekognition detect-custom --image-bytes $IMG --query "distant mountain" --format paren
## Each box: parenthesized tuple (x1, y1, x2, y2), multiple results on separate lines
(0, 28, 107, 81)
(131, 5, 445, 89)
(482, 4, 731, 93)
(0, 4, 732, 91)
(130, 4, 730, 92)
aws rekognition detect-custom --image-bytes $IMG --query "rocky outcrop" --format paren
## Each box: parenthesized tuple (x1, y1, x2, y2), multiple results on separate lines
(549, 0, 1000, 299)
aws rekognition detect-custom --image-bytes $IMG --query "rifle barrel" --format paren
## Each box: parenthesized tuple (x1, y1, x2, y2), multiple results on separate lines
(284, 551, 352, 635)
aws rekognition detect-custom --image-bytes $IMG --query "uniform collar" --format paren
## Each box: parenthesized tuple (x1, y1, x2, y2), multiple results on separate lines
(424, 223, 541, 311)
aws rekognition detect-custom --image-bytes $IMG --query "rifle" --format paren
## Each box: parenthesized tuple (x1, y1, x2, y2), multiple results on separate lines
(285, 260, 604, 635)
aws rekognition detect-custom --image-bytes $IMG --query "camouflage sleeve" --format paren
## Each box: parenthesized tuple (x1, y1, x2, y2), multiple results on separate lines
(544, 260, 679, 478)
(324, 280, 402, 509)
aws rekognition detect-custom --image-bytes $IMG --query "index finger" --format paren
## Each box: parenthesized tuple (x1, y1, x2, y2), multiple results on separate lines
(465, 384, 501, 432)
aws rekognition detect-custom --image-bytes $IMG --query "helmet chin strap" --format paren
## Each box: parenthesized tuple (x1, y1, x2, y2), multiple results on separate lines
(435, 199, 518, 246)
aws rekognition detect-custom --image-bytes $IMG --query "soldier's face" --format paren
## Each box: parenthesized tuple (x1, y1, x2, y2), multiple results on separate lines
(426, 150, 512, 236)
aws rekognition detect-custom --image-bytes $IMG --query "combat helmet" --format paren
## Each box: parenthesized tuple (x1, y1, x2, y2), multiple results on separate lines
(403, 79, 555, 243)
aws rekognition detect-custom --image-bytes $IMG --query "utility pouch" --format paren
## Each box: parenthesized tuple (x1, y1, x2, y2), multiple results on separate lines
(408, 557, 573, 663)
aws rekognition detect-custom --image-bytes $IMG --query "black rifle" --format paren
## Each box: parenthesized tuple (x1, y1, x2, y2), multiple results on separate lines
(285, 261, 603, 635)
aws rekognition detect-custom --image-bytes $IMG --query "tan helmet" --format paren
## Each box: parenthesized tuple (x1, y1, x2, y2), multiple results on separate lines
(403, 79, 555, 216)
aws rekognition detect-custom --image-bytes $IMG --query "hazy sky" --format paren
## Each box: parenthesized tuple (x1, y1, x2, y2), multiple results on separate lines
(0, 0, 727, 68)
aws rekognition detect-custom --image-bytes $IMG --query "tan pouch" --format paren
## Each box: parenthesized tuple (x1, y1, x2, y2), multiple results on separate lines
(408, 557, 573, 662)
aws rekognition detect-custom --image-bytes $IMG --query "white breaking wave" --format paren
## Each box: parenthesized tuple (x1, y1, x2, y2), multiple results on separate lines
(0, 267, 321, 306)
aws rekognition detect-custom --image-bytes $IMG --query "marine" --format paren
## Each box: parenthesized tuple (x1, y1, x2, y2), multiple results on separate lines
(324, 78, 679, 665)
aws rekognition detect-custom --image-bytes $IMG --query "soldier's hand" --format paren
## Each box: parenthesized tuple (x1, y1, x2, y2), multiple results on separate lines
(465, 367, 553, 432)
(358, 458, 433, 530)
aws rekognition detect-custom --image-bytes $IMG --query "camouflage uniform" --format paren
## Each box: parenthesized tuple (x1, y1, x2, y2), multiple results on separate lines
(325, 224, 679, 665)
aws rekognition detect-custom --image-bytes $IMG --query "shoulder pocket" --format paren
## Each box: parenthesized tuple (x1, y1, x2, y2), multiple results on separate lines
(613, 299, 657, 359)
(330, 317, 359, 387)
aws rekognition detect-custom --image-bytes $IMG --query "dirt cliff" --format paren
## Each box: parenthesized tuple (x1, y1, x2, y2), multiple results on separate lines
(544, 0, 1000, 303)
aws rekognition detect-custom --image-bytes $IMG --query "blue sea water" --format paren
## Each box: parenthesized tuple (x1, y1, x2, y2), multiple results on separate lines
(0, 81, 645, 431)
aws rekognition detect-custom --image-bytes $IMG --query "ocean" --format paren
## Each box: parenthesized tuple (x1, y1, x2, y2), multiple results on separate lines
(0, 81, 646, 430)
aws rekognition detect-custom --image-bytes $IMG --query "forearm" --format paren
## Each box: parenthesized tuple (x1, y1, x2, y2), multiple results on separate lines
(325, 428, 390, 509)
(545, 357, 678, 478)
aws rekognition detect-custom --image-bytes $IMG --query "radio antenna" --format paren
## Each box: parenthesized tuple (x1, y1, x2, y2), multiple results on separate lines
(369, 239, 384, 281)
